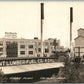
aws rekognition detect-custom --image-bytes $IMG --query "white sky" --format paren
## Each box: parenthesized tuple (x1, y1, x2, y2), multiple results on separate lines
(0, 1, 84, 48)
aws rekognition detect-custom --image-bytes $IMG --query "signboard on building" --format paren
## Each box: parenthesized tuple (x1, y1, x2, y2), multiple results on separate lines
(5, 32, 17, 39)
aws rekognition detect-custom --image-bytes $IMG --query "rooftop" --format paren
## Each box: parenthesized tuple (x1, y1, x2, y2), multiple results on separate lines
(77, 28, 84, 31)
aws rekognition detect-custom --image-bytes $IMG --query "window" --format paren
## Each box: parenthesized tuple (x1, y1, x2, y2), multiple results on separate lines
(45, 49, 49, 53)
(29, 51, 33, 54)
(29, 45, 33, 48)
(6, 41, 11, 45)
(0, 53, 3, 56)
(0, 48, 3, 52)
(20, 45, 25, 48)
(44, 54, 47, 57)
(83, 55, 84, 59)
(0, 42, 3, 46)
(50, 42, 53, 45)
(37, 54, 40, 57)
(52, 51, 55, 53)
(20, 51, 25, 55)
(38, 42, 41, 46)
(38, 48, 41, 52)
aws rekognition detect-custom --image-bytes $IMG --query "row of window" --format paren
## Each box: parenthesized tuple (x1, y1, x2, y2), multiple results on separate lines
(20, 51, 33, 55)
(0, 48, 49, 53)
(20, 45, 41, 52)
(20, 49, 49, 55)
(20, 45, 33, 49)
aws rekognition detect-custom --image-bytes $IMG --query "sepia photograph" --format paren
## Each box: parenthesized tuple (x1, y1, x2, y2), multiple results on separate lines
(0, 1, 84, 83)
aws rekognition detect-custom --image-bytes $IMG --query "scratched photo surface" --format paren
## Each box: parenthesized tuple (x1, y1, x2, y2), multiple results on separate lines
(0, 1, 84, 83)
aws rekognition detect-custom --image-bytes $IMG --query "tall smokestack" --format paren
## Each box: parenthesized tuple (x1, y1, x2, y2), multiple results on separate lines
(41, 3, 44, 57)
(41, 3, 44, 20)
(70, 7, 73, 23)
(70, 7, 73, 54)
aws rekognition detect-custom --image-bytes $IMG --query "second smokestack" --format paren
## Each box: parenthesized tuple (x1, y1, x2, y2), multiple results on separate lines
(41, 3, 44, 57)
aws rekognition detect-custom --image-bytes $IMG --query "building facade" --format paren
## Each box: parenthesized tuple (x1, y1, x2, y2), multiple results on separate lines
(0, 34, 64, 58)
(75, 28, 84, 59)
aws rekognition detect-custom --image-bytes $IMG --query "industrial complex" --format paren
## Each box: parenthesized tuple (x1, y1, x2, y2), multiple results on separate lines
(0, 32, 65, 58)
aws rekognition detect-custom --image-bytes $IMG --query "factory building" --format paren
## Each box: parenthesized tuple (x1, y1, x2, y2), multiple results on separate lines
(0, 32, 64, 58)
(0, 38, 41, 57)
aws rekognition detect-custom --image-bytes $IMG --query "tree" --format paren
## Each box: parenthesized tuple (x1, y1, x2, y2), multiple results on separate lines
(74, 57, 81, 69)
(53, 39, 58, 58)
(63, 55, 81, 83)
